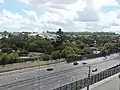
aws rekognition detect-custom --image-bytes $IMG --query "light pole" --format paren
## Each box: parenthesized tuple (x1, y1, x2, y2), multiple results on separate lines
(118, 74, 120, 90)
(87, 66, 91, 90)
(86, 65, 97, 90)
(37, 56, 40, 90)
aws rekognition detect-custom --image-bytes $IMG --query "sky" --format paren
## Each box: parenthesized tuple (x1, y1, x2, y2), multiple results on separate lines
(0, 0, 120, 33)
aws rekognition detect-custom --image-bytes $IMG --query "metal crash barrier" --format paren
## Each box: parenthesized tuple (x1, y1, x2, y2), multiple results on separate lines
(53, 65, 120, 90)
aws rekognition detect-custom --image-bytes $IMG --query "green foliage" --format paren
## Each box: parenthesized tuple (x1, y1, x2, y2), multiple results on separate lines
(0, 30, 119, 65)
(26, 37, 51, 54)
(42, 54, 50, 61)
(18, 49, 29, 56)
(28, 43, 39, 52)
(1, 48, 12, 53)
(0, 53, 19, 66)
(46, 44, 54, 55)
(61, 45, 80, 58)
(0, 43, 9, 48)
(52, 50, 60, 59)
(101, 42, 117, 53)
(56, 29, 65, 46)
(0, 53, 8, 66)
(7, 53, 19, 64)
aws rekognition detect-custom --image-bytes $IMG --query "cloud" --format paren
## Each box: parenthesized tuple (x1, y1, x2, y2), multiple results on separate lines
(0, 9, 43, 32)
(75, 7, 100, 22)
(94, 0, 119, 9)
(110, 22, 120, 26)
(22, 9, 38, 22)
(0, 0, 4, 3)
(0, 0, 120, 33)
(99, 11, 117, 23)
(20, 0, 78, 5)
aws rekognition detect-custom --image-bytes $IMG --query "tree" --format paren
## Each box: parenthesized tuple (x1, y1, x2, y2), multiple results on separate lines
(61, 45, 79, 58)
(28, 43, 39, 52)
(56, 28, 64, 45)
(46, 44, 54, 55)
(7, 35, 25, 49)
(11, 44, 17, 50)
(102, 42, 116, 53)
(8, 53, 19, 63)
(2, 30, 9, 37)
(0, 37, 7, 43)
(0, 53, 8, 66)
(0, 43, 9, 49)
(1, 48, 12, 53)
(26, 37, 51, 53)
(52, 50, 60, 60)
(42, 54, 50, 61)
(18, 49, 28, 56)
(0, 53, 19, 65)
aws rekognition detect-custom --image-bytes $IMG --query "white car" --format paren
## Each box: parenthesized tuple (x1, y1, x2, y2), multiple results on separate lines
(103, 56, 107, 60)
(92, 68, 97, 72)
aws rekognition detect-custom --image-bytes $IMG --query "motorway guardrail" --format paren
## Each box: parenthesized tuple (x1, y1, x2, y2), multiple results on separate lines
(53, 64, 120, 90)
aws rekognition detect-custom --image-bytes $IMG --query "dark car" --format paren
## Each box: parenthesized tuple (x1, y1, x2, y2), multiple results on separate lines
(73, 61, 79, 65)
(92, 68, 97, 72)
(47, 68, 53, 71)
(82, 62, 87, 65)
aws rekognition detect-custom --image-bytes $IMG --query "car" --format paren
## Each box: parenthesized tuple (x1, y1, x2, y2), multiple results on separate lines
(92, 68, 97, 72)
(82, 62, 87, 65)
(73, 61, 79, 65)
(103, 56, 107, 60)
(47, 68, 53, 71)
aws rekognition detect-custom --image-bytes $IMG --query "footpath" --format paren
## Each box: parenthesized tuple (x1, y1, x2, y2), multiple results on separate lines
(82, 72, 120, 90)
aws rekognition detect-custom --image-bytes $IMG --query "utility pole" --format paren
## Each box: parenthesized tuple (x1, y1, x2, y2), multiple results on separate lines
(87, 66, 91, 90)
(38, 57, 40, 90)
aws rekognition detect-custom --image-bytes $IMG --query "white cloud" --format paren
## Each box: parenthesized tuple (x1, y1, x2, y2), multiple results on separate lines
(2, 9, 22, 20)
(0, 9, 43, 32)
(75, 7, 99, 22)
(20, 0, 30, 4)
(0, 0, 4, 3)
(94, 0, 119, 9)
(66, 0, 86, 11)
(100, 11, 117, 23)
(0, 0, 120, 33)
(20, 0, 78, 5)
(22, 9, 38, 22)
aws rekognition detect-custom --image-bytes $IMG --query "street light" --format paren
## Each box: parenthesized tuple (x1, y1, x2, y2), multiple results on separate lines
(37, 56, 40, 90)
(86, 65, 97, 90)
(87, 66, 91, 90)
(118, 74, 120, 90)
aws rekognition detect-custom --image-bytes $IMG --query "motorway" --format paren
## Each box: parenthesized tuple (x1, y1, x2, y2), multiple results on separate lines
(0, 53, 120, 90)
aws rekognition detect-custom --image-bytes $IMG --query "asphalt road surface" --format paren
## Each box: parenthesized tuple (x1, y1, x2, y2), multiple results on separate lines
(0, 53, 120, 90)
